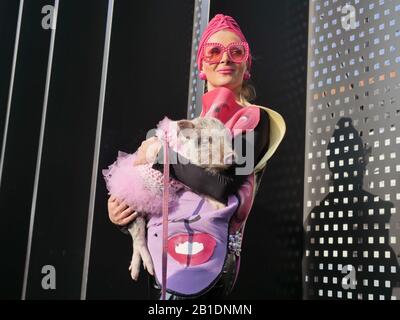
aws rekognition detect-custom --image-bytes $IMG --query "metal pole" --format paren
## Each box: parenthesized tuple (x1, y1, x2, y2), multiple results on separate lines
(0, 0, 24, 190)
(186, 0, 210, 119)
(80, 0, 114, 300)
(22, 0, 60, 300)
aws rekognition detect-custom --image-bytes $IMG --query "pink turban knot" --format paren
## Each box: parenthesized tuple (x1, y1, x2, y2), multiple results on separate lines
(197, 14, 252, 73)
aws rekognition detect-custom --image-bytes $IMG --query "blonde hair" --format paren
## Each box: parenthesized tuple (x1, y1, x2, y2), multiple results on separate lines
(239, 80, 256, 105)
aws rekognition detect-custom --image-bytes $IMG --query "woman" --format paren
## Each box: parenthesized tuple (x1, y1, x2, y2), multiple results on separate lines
(107, 14, 286, 299)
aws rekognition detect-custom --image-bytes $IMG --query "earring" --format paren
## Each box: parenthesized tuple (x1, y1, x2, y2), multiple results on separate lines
(244, 71, 251, 81)
(199, 71, 207, 80)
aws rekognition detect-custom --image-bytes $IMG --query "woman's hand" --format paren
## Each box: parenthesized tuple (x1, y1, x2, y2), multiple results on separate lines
(133, 136, 162, 166)
(108, 195, 138, 226)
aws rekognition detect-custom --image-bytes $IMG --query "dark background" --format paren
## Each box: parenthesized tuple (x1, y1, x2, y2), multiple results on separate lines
(209, 0, 308, 299)
(0, 0, 308, 299)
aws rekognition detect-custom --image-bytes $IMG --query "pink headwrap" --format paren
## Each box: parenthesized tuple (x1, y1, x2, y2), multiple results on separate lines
(197, 14, 252, 72)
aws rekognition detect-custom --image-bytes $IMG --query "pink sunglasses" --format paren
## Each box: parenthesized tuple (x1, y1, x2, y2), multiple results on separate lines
(202, 42, 249, 64)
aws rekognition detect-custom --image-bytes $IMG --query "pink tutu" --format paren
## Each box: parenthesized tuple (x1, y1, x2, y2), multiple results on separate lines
(102, 151, 185, 216)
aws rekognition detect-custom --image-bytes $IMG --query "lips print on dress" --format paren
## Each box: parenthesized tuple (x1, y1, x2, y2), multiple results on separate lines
(147, 190, 239, 295)
(168, 233, 217, 266)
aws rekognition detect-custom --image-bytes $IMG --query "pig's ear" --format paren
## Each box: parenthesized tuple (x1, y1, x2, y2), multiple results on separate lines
(177, 120, 195, 130)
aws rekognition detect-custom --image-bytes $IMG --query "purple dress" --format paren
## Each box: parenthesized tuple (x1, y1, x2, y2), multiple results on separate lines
(147, 189, 239, 296)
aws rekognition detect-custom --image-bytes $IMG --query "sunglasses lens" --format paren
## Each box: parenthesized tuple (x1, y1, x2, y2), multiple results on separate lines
(228, 45, 246, 62)
(203, 43, 248, 64)
(204, 45, 222, 63)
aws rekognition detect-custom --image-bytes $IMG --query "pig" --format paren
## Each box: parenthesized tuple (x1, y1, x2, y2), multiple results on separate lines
(103, 116, 236, 280)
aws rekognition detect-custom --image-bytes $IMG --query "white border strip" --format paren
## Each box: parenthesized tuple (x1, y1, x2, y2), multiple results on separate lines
(21, 0, 59, 300)
(80, 0, 114, 300)
(187, 0, 210, 119)
(0, 0, 24, 190)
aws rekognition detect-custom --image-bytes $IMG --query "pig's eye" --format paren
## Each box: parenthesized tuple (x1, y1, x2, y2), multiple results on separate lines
(181, 129, 194, 140)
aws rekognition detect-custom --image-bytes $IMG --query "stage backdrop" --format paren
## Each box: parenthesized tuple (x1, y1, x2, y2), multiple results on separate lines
(303, 0, 400, 300)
